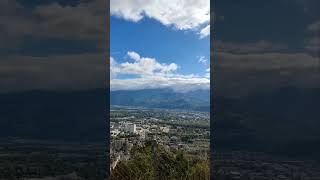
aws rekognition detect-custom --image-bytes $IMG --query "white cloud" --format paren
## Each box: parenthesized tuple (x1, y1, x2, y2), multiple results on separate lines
(197, 56, 210, 76)
(110, 57, 121, 78)
(205, 68, 210, 78)
(118, 51, 178, 75)
(110, 0, 210, 38)
(110, 51, 209, 92)
(198, 56, 208, 65)
(199, 25, 210, 38)
(111, 75, 209, 92)
(127, 51, 141, 61)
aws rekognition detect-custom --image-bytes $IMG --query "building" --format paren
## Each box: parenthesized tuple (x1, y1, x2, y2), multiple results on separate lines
(111, 129, 120, 137)
(125, 123, 136, 133)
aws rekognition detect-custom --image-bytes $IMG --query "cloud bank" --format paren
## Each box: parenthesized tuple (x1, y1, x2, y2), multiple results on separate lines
(110, 0, 210, 38)
(111, 51, 209, 92)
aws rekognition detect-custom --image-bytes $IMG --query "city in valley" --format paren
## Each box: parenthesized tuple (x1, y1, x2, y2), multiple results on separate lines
(110, 106, 210, 178)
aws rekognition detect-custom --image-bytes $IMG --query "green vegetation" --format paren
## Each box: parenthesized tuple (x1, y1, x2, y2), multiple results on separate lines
(111, 141, 209, 180)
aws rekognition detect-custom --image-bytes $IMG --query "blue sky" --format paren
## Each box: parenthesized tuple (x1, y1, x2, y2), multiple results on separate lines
(111, 17, 209, 75)
(110, 0, 210, 92)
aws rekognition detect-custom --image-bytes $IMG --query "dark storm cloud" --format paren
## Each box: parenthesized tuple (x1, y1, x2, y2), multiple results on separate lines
(0, 0, 108, 93)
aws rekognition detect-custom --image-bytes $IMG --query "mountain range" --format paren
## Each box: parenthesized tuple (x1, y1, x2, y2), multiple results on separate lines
(110, 88, 210, 112)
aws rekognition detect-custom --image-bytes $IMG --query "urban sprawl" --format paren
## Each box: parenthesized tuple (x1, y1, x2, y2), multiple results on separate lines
(110, 106, 210, 170)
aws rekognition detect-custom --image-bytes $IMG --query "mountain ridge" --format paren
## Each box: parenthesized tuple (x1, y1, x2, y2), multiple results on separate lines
(110, 88, 210, 112)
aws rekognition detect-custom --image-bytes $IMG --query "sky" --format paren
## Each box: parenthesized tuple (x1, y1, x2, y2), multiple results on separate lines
(0, 0, 107, 93)
(1, 0, 319, 95)
(213, 0, 320, 97)
(212, 0, 320, 156)
(110, 0, 210, 92)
